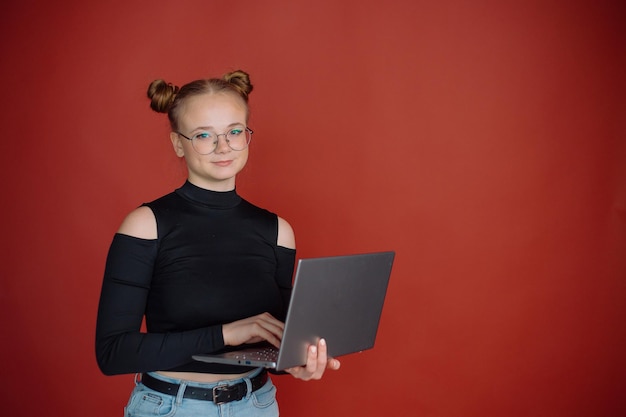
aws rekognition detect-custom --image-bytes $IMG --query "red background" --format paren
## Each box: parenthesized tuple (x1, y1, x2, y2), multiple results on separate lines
(1, 1, 625, 416)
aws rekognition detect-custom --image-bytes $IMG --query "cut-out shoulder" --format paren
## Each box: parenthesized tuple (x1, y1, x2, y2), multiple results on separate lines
(277, 216, 295, 249)
(117, 206, 157, 240)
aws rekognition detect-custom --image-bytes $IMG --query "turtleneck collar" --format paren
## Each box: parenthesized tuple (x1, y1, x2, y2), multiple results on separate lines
(175, 181, 242, 209)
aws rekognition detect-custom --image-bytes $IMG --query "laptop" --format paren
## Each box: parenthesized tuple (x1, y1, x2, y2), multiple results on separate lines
(192, 251, 395, 371)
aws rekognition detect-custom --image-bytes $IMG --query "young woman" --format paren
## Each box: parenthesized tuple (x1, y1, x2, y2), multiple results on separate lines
(96, 70, 340, 417)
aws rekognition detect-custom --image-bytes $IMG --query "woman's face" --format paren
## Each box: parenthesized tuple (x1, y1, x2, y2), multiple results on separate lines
(170, 92, 249, 191)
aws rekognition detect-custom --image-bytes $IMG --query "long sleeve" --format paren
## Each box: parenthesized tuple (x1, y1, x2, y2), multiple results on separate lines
(95, 233, 225, 375)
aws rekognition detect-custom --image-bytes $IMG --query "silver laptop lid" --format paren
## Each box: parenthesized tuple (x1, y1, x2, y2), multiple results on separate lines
(276, 251, 395, 370)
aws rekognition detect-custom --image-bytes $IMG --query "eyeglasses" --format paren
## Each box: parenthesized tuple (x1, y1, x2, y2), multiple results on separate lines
(177, 127, 253, 155)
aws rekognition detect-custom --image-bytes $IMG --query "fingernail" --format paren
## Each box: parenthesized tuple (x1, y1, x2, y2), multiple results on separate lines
(320, 338, 326, 346)
(310, 345, 317, 354)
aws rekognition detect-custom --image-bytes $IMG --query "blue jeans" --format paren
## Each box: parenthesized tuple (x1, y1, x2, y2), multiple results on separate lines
(124, 368, 279, 417)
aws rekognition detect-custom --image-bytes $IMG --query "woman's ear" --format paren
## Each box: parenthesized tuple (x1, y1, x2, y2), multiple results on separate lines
(170, 132, 185, 157)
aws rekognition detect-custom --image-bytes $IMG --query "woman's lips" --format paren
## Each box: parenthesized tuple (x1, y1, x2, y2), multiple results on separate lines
(213, 160, 233, 167)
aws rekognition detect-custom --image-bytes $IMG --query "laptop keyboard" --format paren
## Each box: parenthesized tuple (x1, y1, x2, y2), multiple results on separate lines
(231, 346, 279, 361)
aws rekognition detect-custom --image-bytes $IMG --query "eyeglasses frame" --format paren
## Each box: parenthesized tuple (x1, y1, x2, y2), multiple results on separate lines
(176, 127, 254, 155)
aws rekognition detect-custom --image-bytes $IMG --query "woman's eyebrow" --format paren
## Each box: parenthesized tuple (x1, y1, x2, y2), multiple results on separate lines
(190, 122, 246, 131)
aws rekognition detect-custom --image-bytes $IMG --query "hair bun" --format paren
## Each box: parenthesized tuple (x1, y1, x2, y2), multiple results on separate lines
(147, 79, 179, 113)
(223, 70, 253, 101)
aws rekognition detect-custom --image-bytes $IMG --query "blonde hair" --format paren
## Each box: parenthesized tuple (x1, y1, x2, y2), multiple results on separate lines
(147, 70, 253, 131)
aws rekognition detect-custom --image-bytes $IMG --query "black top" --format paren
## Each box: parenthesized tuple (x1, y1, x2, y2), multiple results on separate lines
(96, 181, 296, 375)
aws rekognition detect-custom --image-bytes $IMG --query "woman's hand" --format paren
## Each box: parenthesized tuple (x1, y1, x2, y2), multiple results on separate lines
(222, 312, 284, 348)
(285, 338, 341, 381)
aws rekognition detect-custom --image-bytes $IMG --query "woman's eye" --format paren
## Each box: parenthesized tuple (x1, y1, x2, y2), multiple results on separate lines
(229, 129, 243, 136)
(194, 132, 212, 140)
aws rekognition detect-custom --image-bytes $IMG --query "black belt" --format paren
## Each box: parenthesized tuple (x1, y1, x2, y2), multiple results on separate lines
(141, 370, 268, 404)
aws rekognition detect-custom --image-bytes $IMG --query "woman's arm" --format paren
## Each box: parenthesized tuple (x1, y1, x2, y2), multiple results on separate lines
(95, 232, 226, 375)
(277, 216, 296, 249)
(95, 208, 226, 375)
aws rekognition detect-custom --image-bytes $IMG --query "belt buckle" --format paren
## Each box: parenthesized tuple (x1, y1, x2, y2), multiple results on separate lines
(212, 384, 230, 405)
